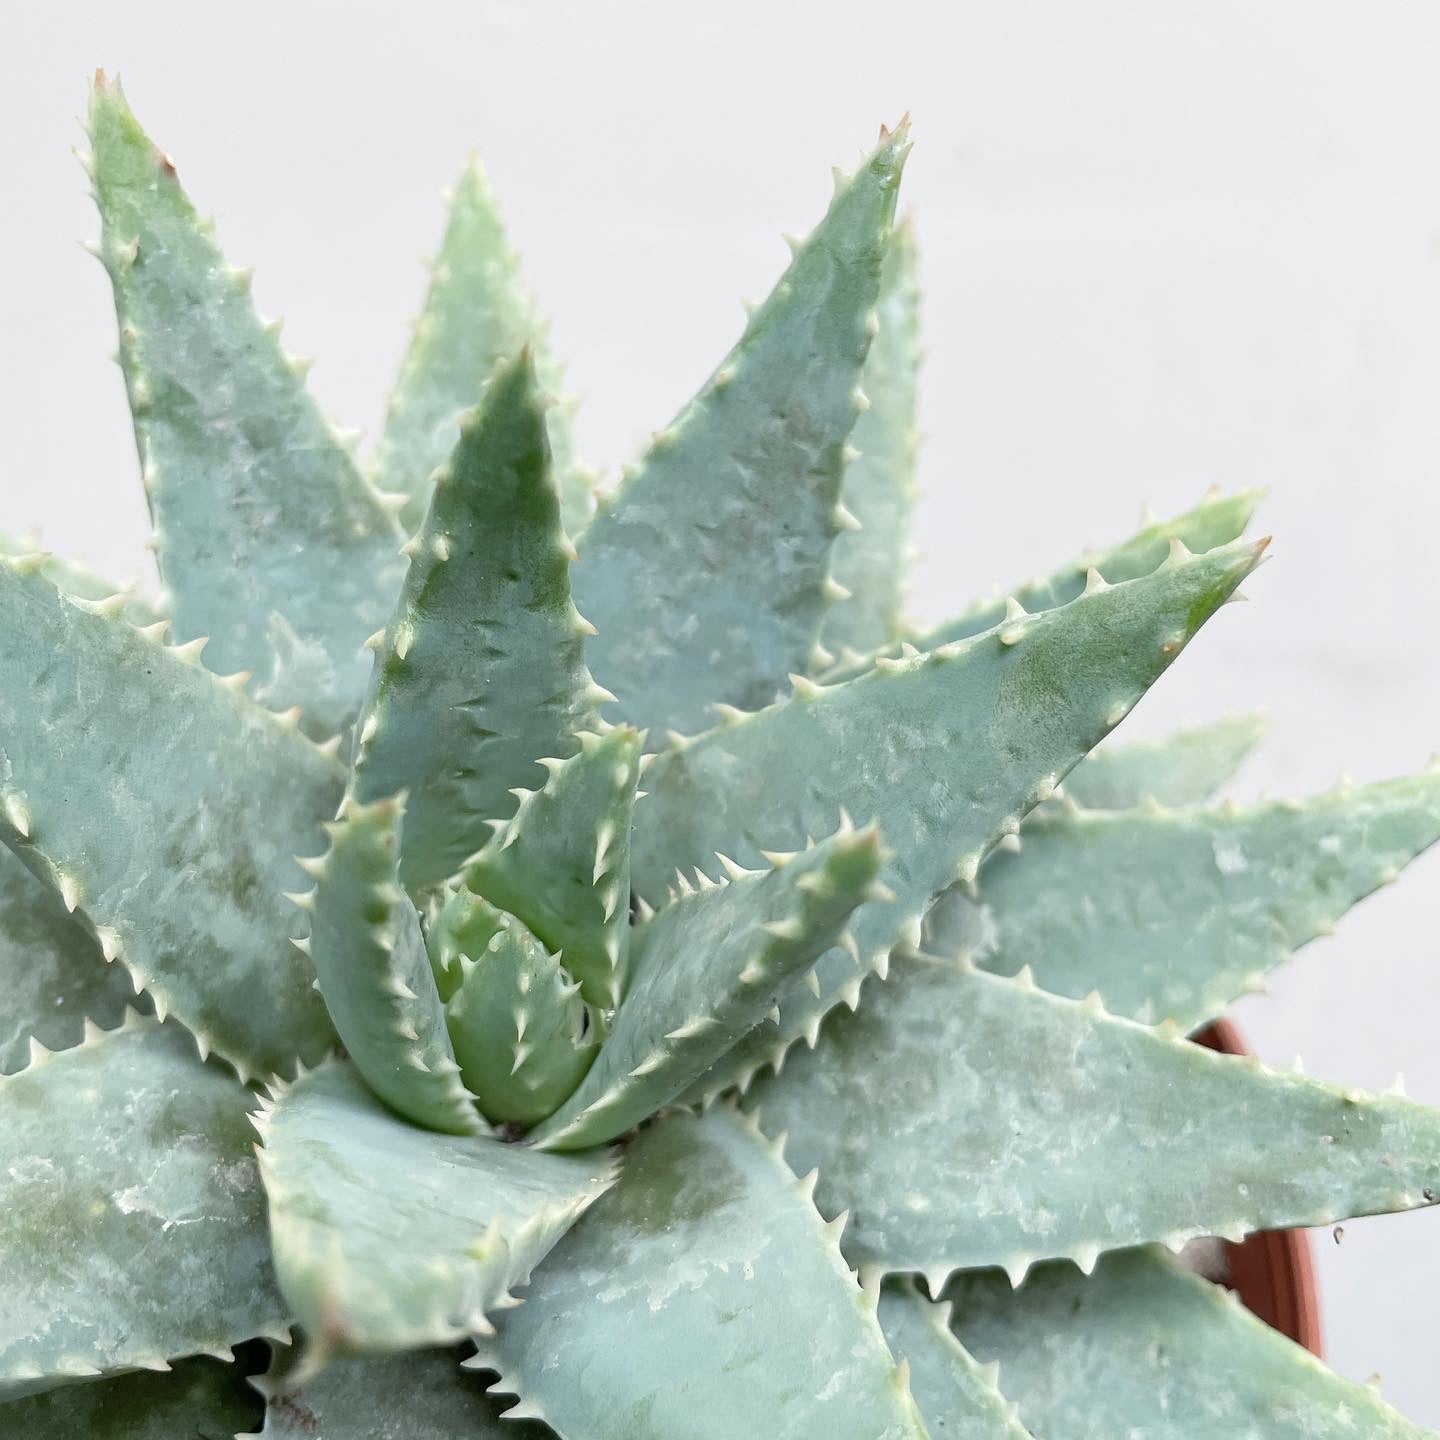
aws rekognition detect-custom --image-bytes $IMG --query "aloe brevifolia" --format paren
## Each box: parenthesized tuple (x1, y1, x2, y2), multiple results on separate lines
(1, 74, 1439, 1440)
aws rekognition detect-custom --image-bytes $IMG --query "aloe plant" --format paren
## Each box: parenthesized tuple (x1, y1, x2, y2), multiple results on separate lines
(2, 73, 1438, 1438)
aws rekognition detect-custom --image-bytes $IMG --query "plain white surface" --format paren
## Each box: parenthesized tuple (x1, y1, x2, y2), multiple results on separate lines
(6, 0, 1440, 1421)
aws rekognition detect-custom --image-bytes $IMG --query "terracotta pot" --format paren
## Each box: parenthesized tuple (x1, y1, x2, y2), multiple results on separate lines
(1192, 1017, 1323, 1356)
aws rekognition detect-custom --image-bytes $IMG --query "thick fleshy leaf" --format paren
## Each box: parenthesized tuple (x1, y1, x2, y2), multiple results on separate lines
(424, 881, 509, 1002)
(0, 533, 161, 626)
(926, 771, 1440, 1028)
(635, 537, 1263, 1100)
(819, 218, 920, 661)
(531, 824, 883, 1150)
(878, 1280, 1029, 1440)
(0, 1354, 263, 1438)
(947, 1247, 1434, 1440)
(0, 1017, 287, 1399)
(257, 1345, 544, 1439)
(256, 1059, 616, 1365)
(827, 488, 1261, 680)
(749, 952, 1440, 1286)
(87, 76, 405, 742)
(470, 1107, 929, 1440)
(572, 123, 910, 736)
(376, 157, 590, 536)
(0, 556, 341, 1079)
(351, 350, 603, 895)
(0, 844, 140, 1074)
(293, 796, 481, 1135)
(445, 912, 597, 1127)
(1058, 710, 1266, 810)
(464, 726, 642, 1009)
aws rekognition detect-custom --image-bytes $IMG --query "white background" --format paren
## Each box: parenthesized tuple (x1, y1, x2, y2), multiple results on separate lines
(6, 1, 1440, 1422)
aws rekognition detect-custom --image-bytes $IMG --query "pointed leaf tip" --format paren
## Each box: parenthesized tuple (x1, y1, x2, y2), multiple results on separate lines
(752, 952, 1440, 1277)
(354, 351, 600, 895)
(87, 82, 404, 742)
(930, 769, 1440, 1031)
(822, 219, 921, 659)
(637, 535, 1261, 1101)
(378, 164, 591, 535)
(574, 122, 910, 735)
(831, 488, 1264, 681)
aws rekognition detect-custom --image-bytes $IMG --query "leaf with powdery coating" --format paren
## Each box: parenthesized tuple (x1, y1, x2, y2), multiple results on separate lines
(573, 123, 910, 736)
(0, 555, 341, 1080)
(464, 726, 642, 1010)
(424, 882, 509, 1003)
(294, 796, 482, 1135)
(352, 350, 605, 896)
(0, 844, 141, 1075)
(819, 218, 921, 661)
(256, 1059, 616, 1369)
(749, 952, 1440, 1288)
(0, 1017, 288, 1401)
(469, 1108, 929, 1440)
(925, 770, 1440, 1029)
(947, 1247, 1435, 1440)
(1060, 710, 1267, 810)
(87, 76, 405, 742)
(530, 824, 883, 1150)
(376, 157, 591, 536)
(634, 537, 1263, 1103)
(0, 532, 161, 627)
(826, 488, 1261, 680)
(444, 912, 597, 1128)
(877, 1280, 1030, 1440)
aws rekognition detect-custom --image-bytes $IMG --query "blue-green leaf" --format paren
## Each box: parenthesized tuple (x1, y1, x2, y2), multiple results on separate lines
(0, 533, 161, 627)
(1060, 710, 1267, 810)
(423, 881, 509, 1003)
(256, 1059, 616, 1366)
(293, 796, 482, 1135)
(924, 771, 1440, 1029)
(470, 1108, 929, 1440)
(572, 124, 910, 735)
(819, 218, 920, 661)
(464, 725, 642, 1009)
(827, 488, 1262, 680)
(878, 1280, 1029, 1440)
(376, 158, 590, 536)
(444, 912, 597, 1127)
(86, 76, 405, 743)
(0, 1017, 288, 1399)
(634, 537, 1264, 1101)
(0, 845, 140, 1075)
(749, 953, 1440, 1287)
(530, 823, 883, 1150)
(947, 1247, 1434, 1440)
(351, 350, 604, 896)
(0, 555, 340, 1079)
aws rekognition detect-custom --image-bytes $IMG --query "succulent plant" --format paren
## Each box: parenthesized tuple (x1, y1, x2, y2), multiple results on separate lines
(3, 72, 1440, 1439)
